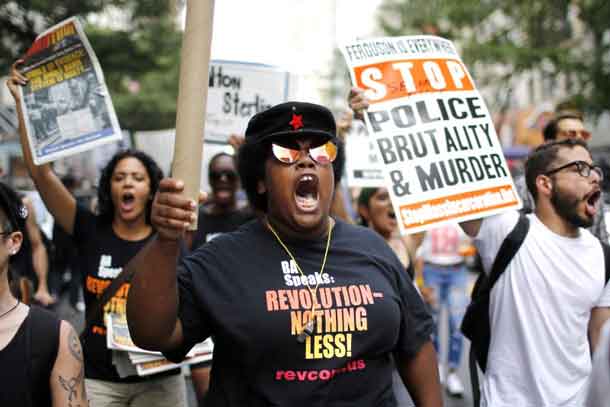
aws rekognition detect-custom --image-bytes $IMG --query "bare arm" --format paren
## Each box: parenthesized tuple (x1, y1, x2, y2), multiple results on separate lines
(50, 321, 87, 407)
(22, 198, 54, 306)
(460, 219, 482, 238)
(6, 61, 77, 234)
(396, 341, 443, 407)
(589, 307, 610, 353)
(126, 178, 195, 351)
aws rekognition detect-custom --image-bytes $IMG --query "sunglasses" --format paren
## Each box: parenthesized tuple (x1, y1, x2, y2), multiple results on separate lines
(209, 170, 238, 182)
(557, 129, 591, 140)
(271, 140, 338, 165)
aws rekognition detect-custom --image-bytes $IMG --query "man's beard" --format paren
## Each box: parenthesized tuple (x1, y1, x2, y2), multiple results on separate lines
(550, 185, 593, 228)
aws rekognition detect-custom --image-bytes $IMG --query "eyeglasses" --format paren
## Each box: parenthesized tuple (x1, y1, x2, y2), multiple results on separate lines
(545, 160, 603, 181)
(557, 129, 591, 140)
(271, 140, 338, 165)
(209, 170, 237, 182)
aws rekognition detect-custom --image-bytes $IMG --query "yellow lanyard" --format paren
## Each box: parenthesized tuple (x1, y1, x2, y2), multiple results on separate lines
(266, 219, 333, 343)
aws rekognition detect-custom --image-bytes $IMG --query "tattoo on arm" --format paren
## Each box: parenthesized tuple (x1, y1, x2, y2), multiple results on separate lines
(68, 329, 83, 362)
(58, 365, 85, 407)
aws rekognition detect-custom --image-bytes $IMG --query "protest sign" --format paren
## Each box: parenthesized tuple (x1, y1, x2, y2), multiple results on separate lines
(344, 119, 385, 187)
(341, 36, 521, 234)
(205, 60, 291, 143)
(18, 17, 121, 165)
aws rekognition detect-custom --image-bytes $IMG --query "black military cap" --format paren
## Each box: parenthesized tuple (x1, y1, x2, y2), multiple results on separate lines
(245, 101, 336, 144)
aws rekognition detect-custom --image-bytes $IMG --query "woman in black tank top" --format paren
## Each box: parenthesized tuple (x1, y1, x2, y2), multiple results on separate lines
(0, 181, 86, 406)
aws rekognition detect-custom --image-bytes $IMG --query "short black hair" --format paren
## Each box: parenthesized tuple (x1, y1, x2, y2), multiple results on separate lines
(208, 152, 234, 172)
(542, 111, 584, 141)
(97, 149, 163, 224)
(237, 138, 345, 213)
(525, 138, 589, 201)
(208, 152, 235, 183)
(0, 182, 30, 291)
(0, 182, 27, 234)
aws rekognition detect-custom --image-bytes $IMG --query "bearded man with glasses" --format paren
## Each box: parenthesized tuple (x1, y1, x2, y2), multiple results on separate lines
(460, 138, 610, 407)
(126, 102, 442, 407)
(513, 111, 608, 243)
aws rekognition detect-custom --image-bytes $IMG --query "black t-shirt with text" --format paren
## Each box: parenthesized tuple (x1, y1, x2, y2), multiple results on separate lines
(166, 218, 433, 406)
(74, 205, 158, 382)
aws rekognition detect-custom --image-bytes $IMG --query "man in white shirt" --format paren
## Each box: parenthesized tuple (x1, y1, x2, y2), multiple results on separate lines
(460, 138, 610, 407)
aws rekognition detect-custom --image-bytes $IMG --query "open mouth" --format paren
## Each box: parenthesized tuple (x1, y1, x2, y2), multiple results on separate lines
(294, 174, 319, 212)
(120, 192, 135, 212)
(214, 189, 234, 203)
(585, 189, 601, 217)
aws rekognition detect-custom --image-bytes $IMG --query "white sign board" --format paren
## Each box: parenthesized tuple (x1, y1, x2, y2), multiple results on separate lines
(340, 36, 521, 234)
(345, 120, 385, 187)
(206, 60, 290, 142)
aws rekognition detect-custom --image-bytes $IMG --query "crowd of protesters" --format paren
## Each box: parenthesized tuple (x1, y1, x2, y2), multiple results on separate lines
(3, 56, 610, 407)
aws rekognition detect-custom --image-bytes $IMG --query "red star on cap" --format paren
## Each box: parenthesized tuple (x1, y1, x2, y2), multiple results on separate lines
(289, 113, 304, 130)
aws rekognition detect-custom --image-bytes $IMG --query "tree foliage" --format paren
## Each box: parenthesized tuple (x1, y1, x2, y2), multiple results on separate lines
(376, 0, 610, 114)
(1, 0, 183, 130)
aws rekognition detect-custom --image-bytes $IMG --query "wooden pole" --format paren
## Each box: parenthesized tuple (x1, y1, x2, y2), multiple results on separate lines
(172, 0, 215, 230)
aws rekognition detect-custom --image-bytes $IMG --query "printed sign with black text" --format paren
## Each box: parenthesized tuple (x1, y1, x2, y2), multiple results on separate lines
(341, 36, 521, 234)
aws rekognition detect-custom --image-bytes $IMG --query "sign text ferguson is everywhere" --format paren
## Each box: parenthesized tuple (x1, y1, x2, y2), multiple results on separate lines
(341, 36, 521, 234)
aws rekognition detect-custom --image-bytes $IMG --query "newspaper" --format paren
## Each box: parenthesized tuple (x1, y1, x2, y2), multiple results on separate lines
(18, 17, 121, 165)
(135, 352, 213, 376)
(105, 313, 214, 377)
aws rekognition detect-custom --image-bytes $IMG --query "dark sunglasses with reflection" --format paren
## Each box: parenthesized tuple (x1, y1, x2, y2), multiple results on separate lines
(209, 170, 238, 182)
(545, 160, 604, 181)
(271, 140, 338, 165)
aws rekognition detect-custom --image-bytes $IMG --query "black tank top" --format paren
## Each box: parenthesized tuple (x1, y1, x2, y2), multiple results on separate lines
(0, 306, 60, 407)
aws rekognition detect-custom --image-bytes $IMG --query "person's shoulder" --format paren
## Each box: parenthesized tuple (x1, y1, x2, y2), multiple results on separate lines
(334, 218, 376, 237)
(578, 227, 605, 248)
(235, 206, 256, 221)
(200, 218, 261, 249)
(474, 210, 521, 242)
(29, 304, 61, 325)
(481, 210, 520, 229)
(74, 202, 100, 225)
(334, 219, 394, 251)
(28, 305, 62, 364)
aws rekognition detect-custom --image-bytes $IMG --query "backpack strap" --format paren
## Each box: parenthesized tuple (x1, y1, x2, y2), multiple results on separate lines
(26, 306, 61, 407)
(469, 213, 530, 407)
(487, 213, 530, 289)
